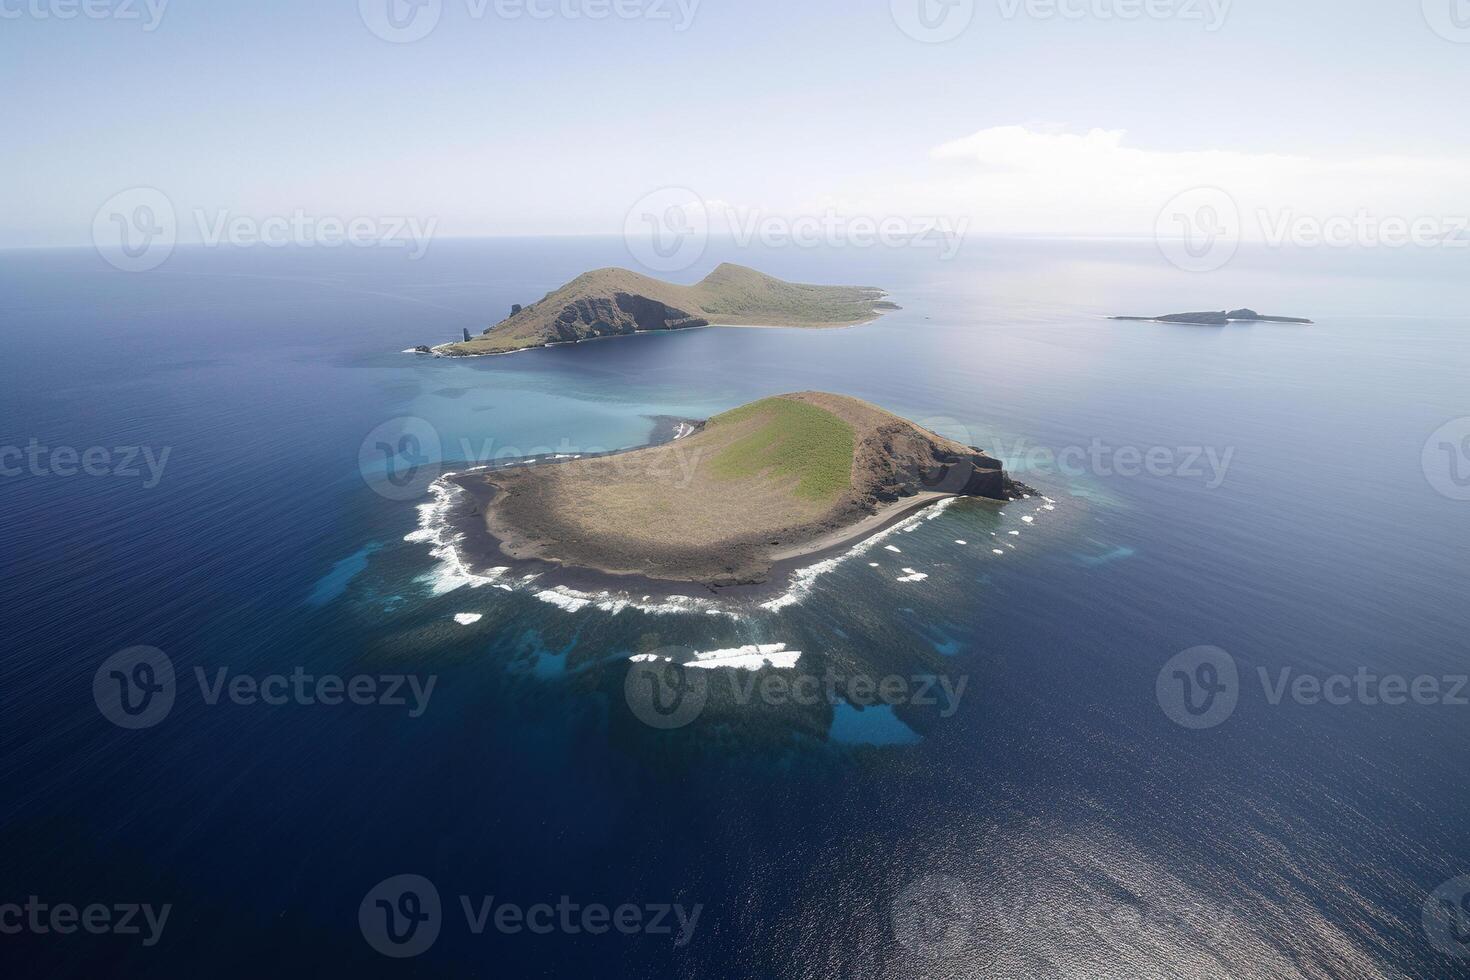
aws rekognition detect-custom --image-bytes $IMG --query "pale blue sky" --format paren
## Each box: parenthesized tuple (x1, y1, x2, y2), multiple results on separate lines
(3, 0, 1468, 246)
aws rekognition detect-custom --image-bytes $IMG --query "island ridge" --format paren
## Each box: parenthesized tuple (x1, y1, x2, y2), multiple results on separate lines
(1110, 307, 1314, 325)
(426, 264, 897, 356)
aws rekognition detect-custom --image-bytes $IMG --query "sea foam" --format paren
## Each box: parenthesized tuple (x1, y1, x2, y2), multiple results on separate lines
(406, 481, 510, 595)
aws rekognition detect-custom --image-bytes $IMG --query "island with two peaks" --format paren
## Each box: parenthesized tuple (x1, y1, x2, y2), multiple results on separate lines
(414, 263, 899, 357)
(1110, 308, 1314, 325)
(440, 392, 1028, 592)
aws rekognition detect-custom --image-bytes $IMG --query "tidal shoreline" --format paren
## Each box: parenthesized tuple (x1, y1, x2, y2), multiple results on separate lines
(417, 394, 1028, 603)
(420, 412, 1015, 603)
(431, 472, 981, 604)
(411, 306, 897, 360)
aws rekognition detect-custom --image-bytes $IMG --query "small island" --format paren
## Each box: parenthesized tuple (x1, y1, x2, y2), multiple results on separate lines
(422, 264, 897, 356)
(1111, 308, 1314, 325)
(441, 392, 1026, 590)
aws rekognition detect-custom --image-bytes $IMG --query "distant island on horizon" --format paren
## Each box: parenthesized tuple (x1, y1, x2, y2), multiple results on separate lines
(1110, 308, 1314, 325)
(416, 263, 898, 357)
(438, 392, 1026, 591)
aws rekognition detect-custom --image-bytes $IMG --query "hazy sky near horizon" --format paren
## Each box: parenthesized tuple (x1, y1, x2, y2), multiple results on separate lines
(3, 0, 1469, 247)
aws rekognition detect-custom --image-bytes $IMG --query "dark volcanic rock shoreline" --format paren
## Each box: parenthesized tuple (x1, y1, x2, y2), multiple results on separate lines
(423, 404, 1032, 601)
(437, 472, 1028, 603)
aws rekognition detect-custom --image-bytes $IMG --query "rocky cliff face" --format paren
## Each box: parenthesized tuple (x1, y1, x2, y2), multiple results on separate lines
(858, 422, 1021, 503)
(433, 265, 893, 356)
(545, 293, 710, 342)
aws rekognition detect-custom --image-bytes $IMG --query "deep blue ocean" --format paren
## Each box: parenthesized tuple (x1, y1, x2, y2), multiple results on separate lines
(1, 237, 1467, 978)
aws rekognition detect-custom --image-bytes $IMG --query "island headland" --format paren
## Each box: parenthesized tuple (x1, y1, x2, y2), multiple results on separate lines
(439, 392, 1027, 594)
(420, 263, 898, 357)
(1111, 308, 1313, 325)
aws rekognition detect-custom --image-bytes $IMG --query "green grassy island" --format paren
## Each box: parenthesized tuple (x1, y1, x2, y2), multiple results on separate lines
(427, 264, 898, 356)
(449, 392, 1026, 587)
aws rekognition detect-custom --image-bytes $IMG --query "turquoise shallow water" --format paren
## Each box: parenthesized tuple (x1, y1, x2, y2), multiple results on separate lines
(1, 237, 1468, 977)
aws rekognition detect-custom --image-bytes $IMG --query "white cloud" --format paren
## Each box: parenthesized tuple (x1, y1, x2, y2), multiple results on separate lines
(832, 125, 1470, 239)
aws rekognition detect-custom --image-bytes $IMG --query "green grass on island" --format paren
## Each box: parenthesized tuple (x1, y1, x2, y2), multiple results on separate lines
(436, 264, 894, 356)
(465, 392, 1014, 585)
(707, 398, 855, 503)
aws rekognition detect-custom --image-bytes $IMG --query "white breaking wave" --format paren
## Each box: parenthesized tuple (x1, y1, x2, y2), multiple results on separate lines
(631, 643, 802, 671)
(532, 584, 740, 619)
(535, 590, 592, 613)
(454, 613, 483, 626)
(409, 482, 990, 618)
(760, 554, 845, 612)
(686, 643, 802, 670)
(405, 481, 510, 595)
